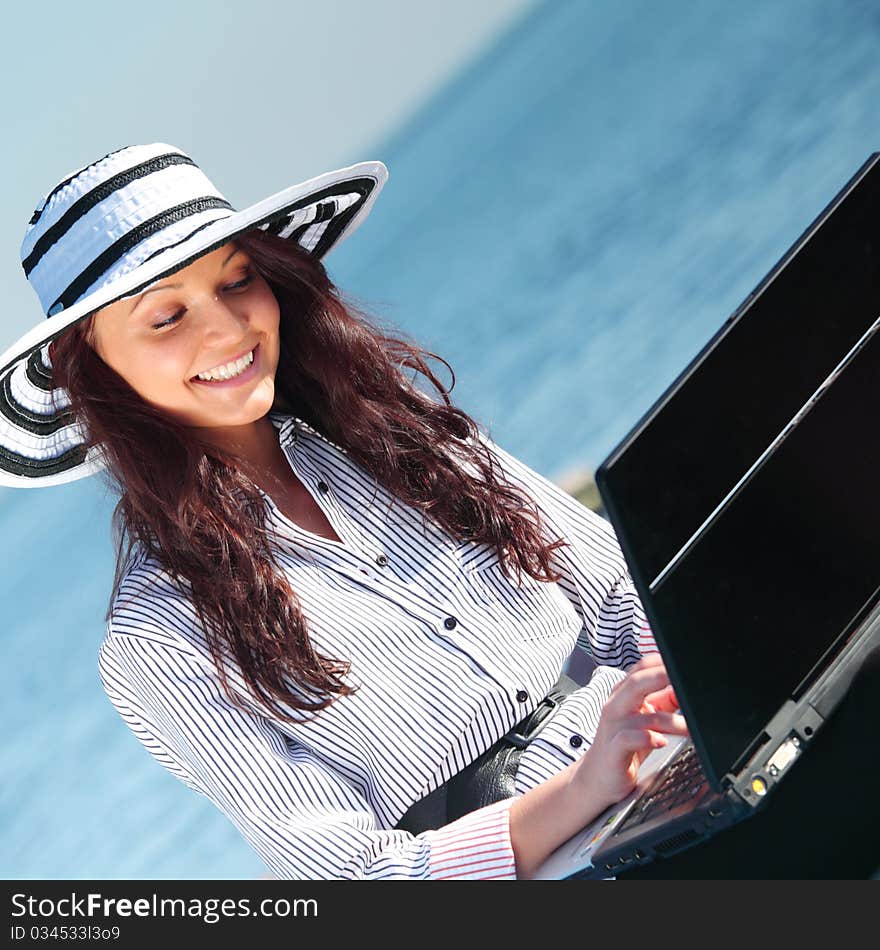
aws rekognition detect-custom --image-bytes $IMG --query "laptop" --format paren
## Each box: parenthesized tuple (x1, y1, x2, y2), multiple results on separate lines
(534, 153, 880, 879)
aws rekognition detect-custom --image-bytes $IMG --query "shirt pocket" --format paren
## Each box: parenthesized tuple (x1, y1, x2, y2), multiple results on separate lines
(453, 540, 581, 640)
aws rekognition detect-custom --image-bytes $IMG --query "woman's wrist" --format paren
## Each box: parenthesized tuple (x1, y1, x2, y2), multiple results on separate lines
(568, 745, 620, 818)
(508, 753, 617, 879)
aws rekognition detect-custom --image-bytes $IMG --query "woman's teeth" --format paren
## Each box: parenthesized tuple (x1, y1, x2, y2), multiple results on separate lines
(196, 349, 254, 381)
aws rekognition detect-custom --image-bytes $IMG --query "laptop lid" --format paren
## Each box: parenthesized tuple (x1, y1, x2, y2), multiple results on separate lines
(595, 155, 880, 788)
(598, 153, 880, 587)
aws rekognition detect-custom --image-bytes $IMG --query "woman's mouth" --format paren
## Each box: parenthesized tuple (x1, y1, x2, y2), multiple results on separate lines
(191, 344, 261, 388)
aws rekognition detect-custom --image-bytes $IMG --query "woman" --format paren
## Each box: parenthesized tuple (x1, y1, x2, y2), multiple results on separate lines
(8, 142, 880, 882)
(2, 142, 691, 880)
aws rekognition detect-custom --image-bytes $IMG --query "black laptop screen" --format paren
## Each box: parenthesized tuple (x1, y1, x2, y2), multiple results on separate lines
(598, 154, 880, 589)
(650, 316, 880, 783)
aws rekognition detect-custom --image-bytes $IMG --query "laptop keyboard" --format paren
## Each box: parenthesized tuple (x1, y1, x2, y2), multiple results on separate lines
(616, 742, 709, 832)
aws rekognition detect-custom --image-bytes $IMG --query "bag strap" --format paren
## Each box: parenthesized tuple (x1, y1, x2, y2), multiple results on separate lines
(393, 669, 581, 834)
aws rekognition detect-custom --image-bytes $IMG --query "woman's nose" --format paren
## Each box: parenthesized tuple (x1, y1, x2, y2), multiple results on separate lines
(196, 294, 249, 342)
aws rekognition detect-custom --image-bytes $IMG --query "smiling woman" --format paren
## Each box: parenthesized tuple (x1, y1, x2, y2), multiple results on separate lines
(4, 142, 681, 881)
(89, 244, 281, 428)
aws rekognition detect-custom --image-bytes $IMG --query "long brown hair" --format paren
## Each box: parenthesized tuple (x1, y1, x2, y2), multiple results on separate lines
(49, 228, 566, 722)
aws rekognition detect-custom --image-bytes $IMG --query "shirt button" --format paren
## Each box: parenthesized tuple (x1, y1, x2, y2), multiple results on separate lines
(569, 734, 584, 749)
(516, 690, 529, 703)
(443, 616, 458, 630)
(375, 554, 388, 567)
(317, 480, 330, 493)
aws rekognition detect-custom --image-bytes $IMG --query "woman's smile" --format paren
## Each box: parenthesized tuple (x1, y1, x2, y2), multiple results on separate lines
(190, 343, 261, 387)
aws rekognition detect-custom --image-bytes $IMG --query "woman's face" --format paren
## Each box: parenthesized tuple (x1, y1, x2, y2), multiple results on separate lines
(88, 242, 282, 433)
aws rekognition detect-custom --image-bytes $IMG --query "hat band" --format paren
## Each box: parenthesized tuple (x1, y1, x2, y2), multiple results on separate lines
(22, 152, 198, 279)
(47, 196, 233, 316)
(24, 152, 231, 314)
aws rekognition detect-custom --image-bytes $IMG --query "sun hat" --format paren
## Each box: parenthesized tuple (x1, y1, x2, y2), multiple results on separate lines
(0, 142, 388, 489)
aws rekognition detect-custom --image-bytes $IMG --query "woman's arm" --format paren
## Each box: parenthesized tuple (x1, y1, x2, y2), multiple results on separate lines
(100, 625, 684, 881)
(100, 621, 684, 880)
(510, 655, 687, 879)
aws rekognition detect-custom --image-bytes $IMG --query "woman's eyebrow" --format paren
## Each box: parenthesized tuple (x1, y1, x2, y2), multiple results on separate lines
(128, 248, 244, 315)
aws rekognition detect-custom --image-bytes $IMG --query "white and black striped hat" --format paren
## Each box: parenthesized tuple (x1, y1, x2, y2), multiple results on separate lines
(0, 142, 388, 489)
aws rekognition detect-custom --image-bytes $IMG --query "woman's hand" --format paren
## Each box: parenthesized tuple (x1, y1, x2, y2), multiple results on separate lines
(571, 653, 689, 810)
(509, 654, 689, 878)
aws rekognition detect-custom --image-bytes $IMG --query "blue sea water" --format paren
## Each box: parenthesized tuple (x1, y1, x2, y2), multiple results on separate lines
(4, 0, 880, 878)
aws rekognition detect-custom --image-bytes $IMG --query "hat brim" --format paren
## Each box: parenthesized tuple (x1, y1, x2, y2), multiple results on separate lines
(0, 160, 387, 488)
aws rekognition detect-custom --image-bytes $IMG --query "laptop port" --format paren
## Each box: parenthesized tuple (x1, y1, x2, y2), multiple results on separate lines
(765, 737, 801, 776)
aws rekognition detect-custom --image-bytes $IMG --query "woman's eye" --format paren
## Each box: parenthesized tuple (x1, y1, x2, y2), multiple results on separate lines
(225, 272, 254, 292)
(149, 272, 253, 330)
(151, 310, 184, 331)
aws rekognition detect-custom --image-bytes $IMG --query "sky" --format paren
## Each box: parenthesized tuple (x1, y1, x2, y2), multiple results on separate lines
(0, 0, 537, 352)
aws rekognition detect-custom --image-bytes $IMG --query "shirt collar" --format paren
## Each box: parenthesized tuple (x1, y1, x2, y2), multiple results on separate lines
(268, 408, 349, 455)
(268, 408, 298, 443)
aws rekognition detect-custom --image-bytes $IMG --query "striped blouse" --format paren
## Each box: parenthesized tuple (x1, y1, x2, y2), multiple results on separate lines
(98, 409, 657, 880)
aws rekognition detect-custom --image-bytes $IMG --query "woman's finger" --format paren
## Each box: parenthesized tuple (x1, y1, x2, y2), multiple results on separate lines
(643, 683, 680, 714)
(609, 666, 673, 713)
(627, 709, 689, 736)
(610, 727, 659, 756)
(647, 729, 669, 749)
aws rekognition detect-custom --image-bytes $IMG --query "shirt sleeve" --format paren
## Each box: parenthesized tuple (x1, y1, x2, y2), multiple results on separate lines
(472, 431, 659, 669)
(98, 626, 518, 881)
